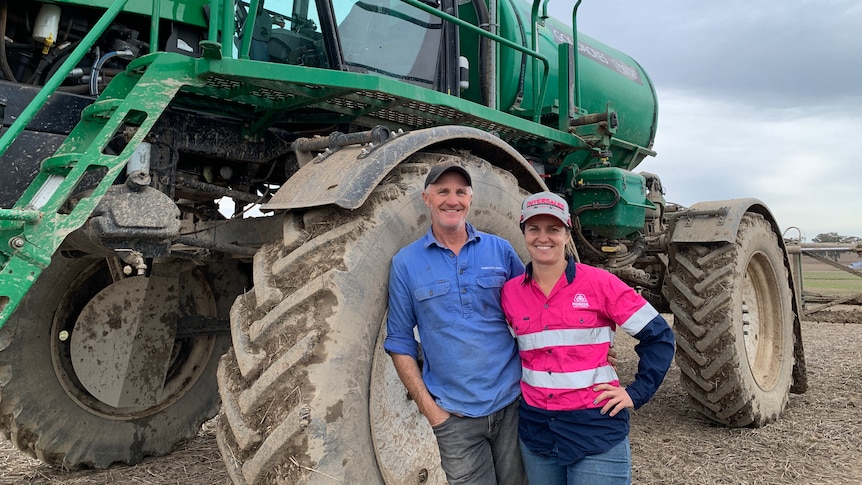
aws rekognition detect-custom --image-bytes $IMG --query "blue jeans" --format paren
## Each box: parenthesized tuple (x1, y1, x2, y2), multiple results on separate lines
(431, 399, 527, 485)
(519, 437, 631, 485)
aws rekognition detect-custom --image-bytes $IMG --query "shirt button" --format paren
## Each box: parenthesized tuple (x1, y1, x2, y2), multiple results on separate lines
(544, 304, 549, 309)
(548, 393, 554, 398)
(547, 349, 552, 354)
(459, 269, 464, 274)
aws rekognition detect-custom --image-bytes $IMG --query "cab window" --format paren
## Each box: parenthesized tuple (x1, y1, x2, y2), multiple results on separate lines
(332, 0, 442, 88)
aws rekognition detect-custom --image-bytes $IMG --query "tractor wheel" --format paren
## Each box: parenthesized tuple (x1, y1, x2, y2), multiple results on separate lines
(216, 153, 528, 485)
(0, 254, 244, 467)
(666, 213, 795, 427)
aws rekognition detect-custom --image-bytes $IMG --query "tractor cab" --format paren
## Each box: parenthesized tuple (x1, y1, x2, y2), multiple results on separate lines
(239, 0, 456, 92)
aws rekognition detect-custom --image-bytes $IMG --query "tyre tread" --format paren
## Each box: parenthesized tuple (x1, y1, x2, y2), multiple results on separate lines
(667, 213, 793, 427)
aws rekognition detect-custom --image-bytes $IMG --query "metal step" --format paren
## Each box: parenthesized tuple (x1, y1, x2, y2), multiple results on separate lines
(0, 53, 199, 328)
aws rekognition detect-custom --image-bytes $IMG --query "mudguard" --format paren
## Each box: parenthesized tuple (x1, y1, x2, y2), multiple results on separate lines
(669, 198, 808, 394)
(669, 198, 777, 244)
(262, 126, 546, 211)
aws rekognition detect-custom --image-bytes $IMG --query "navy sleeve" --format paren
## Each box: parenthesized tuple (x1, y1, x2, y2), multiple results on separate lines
(626, 314, 675, 409)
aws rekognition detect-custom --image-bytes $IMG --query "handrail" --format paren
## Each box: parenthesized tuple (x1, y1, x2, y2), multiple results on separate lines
(571, 0, 582, 112)
(238, 0, 263, 59)
(150, 0, 161, 53)
(221, 0, 551, 119)
(0, 209, 41, 223)
(222, 0, 236, 58)
(0, 0, 131, 160)
(399, 0, 550, 123)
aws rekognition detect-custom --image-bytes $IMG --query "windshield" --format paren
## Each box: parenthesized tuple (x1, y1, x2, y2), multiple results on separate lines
(237, 0, 443, 87)
(333, 0, 442, 87)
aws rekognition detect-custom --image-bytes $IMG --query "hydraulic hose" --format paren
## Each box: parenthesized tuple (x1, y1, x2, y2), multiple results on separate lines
(505, 0, 527, 111)
(470, 0, 491, 107)
(89, 49, 133, 95)
(571, 182, 621, 261)
(0, 0, 17, 82)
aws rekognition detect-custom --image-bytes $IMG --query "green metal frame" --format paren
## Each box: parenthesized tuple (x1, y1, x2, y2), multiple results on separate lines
(0, 0, 651, 328)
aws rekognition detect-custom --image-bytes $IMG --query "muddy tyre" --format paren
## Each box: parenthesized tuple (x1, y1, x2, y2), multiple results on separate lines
(0, 254, 243, 467)
(216, 153, 528, 484)
(666, 213, 795, 427)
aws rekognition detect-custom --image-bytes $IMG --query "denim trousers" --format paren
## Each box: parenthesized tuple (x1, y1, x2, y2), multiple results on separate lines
(519, 436, 631, 485)
(431, 398, 527, 485)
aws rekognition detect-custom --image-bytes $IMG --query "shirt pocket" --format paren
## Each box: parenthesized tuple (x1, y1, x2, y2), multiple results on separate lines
(476, 275, 506, 289)
(414, 281, 452, 329)
(475, 274, 506, 315)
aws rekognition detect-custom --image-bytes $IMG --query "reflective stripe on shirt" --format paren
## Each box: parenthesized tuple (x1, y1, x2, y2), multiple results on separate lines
(522, 364, 618, 390)
(516, 326, 613, 352)
(620, 304, 659, 335)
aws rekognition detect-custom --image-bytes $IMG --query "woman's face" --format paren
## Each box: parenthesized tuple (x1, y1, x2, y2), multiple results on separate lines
(523, 214, 570, 266)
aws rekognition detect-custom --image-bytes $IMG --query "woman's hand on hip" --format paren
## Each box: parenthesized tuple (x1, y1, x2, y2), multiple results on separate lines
(592, 383, 634, 417)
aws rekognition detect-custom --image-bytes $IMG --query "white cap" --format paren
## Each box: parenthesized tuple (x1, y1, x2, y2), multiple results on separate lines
(520, 192, 572, 228)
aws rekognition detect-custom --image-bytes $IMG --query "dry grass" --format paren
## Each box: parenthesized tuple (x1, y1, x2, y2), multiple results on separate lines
(0, 419, 229, 485)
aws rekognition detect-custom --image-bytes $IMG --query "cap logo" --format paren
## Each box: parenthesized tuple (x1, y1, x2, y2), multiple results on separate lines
(526, 198, 566, 211)
(520, 192, 572, 227)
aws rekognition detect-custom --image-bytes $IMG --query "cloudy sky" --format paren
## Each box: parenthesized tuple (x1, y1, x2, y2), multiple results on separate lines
(560, 1, 862, 241)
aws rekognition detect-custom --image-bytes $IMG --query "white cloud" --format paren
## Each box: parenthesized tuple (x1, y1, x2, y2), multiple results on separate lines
(639, 89, 861, 239)
(561, 1, 862, 240)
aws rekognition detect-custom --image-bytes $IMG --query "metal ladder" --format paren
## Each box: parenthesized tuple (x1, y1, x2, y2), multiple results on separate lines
(0, 0, 202, 328)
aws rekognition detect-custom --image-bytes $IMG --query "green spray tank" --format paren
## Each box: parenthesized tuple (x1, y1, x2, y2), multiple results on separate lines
(458, 0, 659, 239)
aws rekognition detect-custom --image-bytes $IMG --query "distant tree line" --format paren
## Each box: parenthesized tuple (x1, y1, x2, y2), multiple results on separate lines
(808, 233, 861, 262)
(812, 232, 861, 243)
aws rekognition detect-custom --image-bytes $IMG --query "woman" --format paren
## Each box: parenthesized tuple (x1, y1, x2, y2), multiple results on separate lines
(500, 191, 675, 485)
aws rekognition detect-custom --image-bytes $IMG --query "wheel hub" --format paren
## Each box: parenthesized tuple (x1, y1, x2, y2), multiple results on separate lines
(70, 275, 179, 407)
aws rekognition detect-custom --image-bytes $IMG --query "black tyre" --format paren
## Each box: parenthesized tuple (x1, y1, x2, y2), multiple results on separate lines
(216, 153, 528, 484)
(666, 213, 795, 427)
(0, 254, 243, 467)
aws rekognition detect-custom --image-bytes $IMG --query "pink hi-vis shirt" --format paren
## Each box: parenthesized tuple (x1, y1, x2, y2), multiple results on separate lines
(501, 262, 657, 411)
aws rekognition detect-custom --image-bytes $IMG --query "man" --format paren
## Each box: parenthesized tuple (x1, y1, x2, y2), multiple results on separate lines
(384, 160, 528, 485)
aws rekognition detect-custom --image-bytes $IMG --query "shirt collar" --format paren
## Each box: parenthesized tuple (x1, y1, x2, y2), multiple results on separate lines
(422, 222, 479, 249)
(521, 255, 577, 285)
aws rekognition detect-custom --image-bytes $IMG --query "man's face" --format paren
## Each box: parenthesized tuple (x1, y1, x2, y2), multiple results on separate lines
(422, 171, 472, 233)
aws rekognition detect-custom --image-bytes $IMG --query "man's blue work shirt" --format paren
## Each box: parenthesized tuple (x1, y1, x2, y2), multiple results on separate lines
(385, 223, 525, 417)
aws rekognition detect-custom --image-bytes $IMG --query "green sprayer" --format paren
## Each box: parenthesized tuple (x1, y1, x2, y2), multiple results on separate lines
(0, 0, 806, 483)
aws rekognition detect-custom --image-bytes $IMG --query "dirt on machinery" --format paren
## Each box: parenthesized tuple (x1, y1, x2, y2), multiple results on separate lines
(2, 258, 860, 484)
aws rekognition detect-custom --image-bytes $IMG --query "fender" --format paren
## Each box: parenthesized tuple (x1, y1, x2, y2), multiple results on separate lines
(669, 198, 777, 244)
(669, 198, 808, 394)
(262, 126, 546, 211)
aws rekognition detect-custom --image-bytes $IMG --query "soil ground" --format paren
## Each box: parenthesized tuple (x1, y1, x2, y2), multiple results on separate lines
(2, 254, 860, 484)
